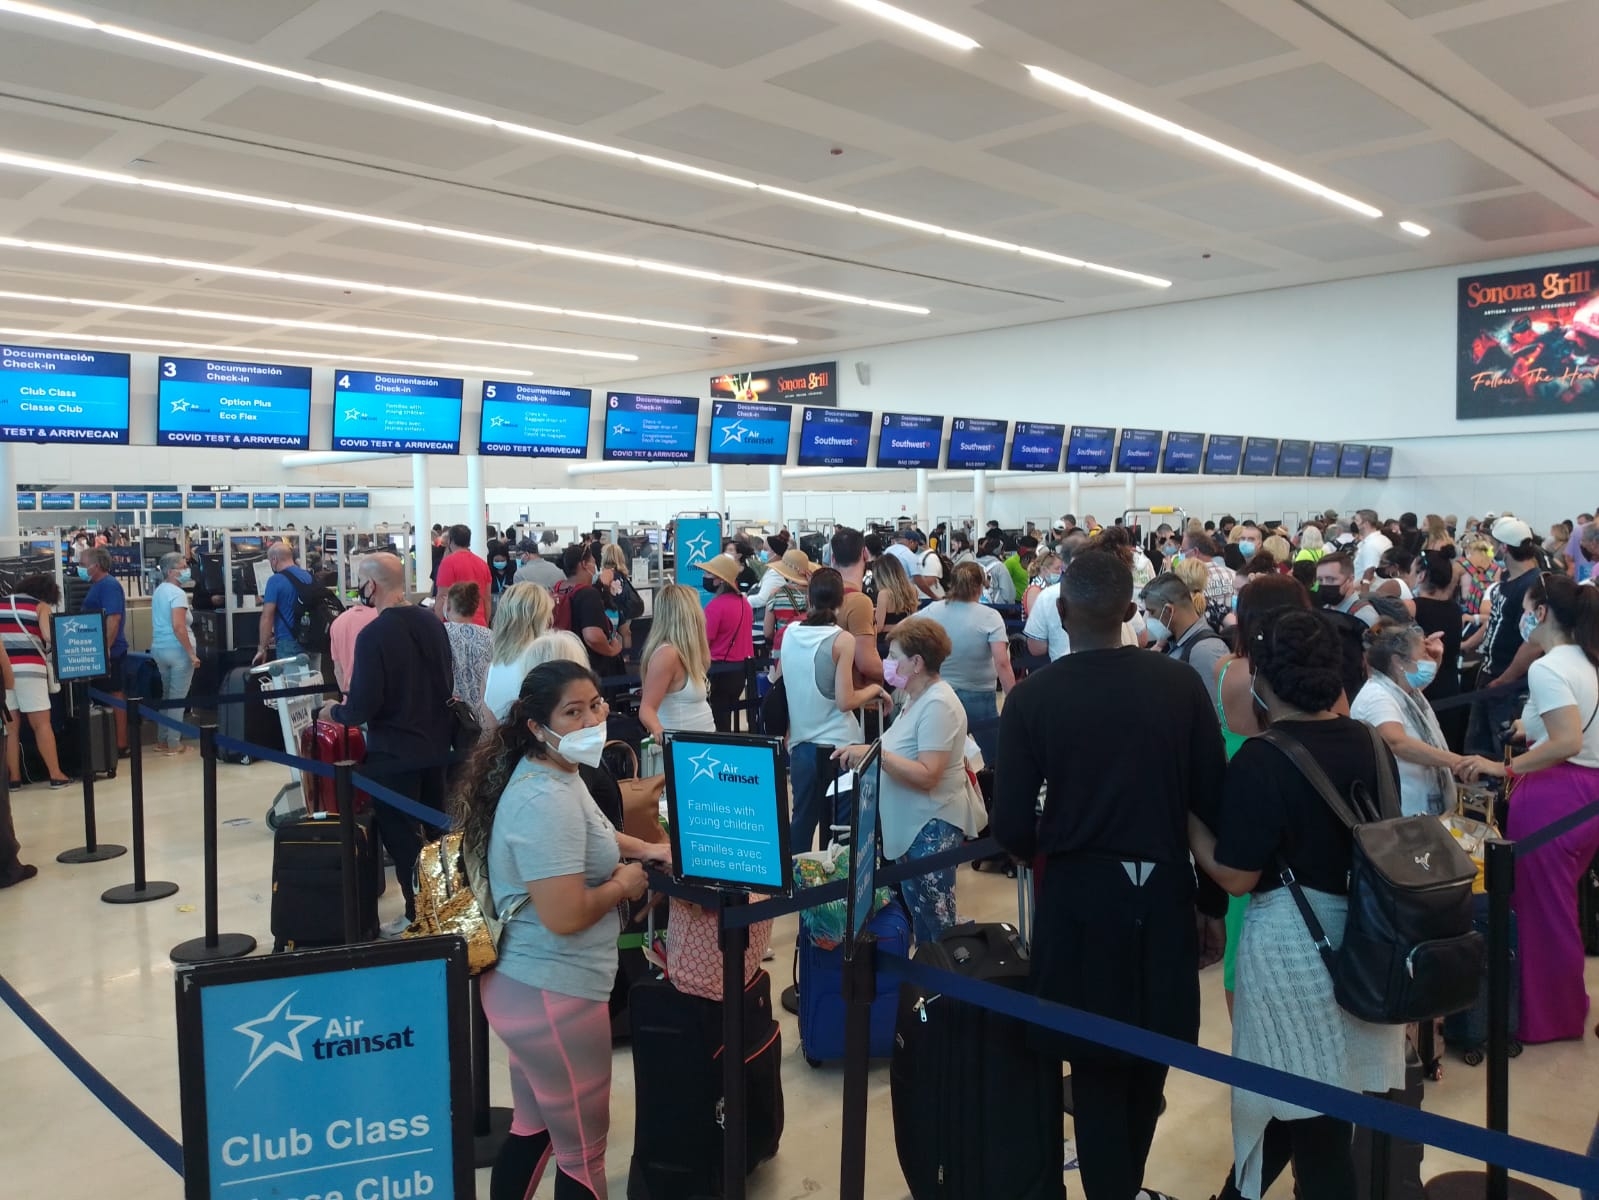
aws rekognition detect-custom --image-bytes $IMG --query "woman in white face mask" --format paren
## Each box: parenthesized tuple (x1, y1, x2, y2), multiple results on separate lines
(149, 551, 201, 756)
(1348, 619, 1463, 816)
(456, 659, 671, 1200)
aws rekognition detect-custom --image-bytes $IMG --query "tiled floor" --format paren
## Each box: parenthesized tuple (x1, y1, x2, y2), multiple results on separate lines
(2, 751, 1597, 1198)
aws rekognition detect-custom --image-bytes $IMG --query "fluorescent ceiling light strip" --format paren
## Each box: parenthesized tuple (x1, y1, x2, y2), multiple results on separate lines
(0, 288, 639, 360)
(1025, 66, 1382, 220)
(0, 149, 928, 315)
(834, 0, 979, 51)
(0, 326, 535, 376)
(1399, 221, 1430, 238)
(0, 234, 799, 344)
(0, 3, 1165, 289)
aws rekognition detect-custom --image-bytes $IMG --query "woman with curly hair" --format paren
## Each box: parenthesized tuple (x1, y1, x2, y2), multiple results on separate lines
(458, 659, 671, 1200)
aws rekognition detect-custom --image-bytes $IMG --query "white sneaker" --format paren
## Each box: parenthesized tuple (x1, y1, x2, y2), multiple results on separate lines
(380, 914, 411, 938)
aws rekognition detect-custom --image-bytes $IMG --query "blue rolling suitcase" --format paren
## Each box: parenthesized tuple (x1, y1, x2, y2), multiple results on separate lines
(797, 899, 910, 1066)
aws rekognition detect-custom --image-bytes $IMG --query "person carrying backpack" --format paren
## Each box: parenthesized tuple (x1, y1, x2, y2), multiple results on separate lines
(1313, 552, 1378, 704)
(255, 541, 338, 673)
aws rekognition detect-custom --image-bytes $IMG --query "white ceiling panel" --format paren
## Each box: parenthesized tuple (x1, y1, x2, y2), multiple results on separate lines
(1122, 248, 1274, 282)
(1146, 179, 1343, 234)
(497, 155, 734, 219)
(1436, 0, 1599, 108)
(991, 211, 1177, 258)
(1325, 139, 1517, 205)
(13, 218, 255, 263)
(709, 205, 904, 255)
(308, 13, 660, 126)
(251, 252, 470, 292)
(1549, 107, 1599, 160)
(1181, 64, 1425, 156)
(973, 269, 1146, 302)
(771, 43, 1059, 141)
(985, 122, 1217, 194)
(833, 168, 1048, 227)
(904, 286, 1048, 317)
(0, 108, 120, 160)
(976, 0, 1294, 87)
(316, 225, 536, 272)
(126, 140, 404, 208)
(80, 0, 317, 43)
(0, 175, 46, 202)
(0, 28, 204, 109)
(506, 0, 836, 68)
(1384, 0, 1462, 16)
(59, 182, 324, 239)
(1425, 192, 1591, 241)
(205, 86, 513, 172)
(619, 106, 885, 183)
(392, 192, 632, 248)
(598, 230, 800, 277)
(1257, 222, 1418, 262)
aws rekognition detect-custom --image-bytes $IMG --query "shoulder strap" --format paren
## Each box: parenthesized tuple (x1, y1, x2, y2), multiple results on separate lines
(1361, 719, 1402, 820)
(1258, 728, 1363, 830)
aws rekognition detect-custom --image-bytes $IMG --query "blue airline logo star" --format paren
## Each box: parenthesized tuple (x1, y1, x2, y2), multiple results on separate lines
(343, 408, 367, 422)
(684, 532, 712, 565)
(169, 398, 199, 414)
(611, 422, 628, 437)
(688, 747, 721, 782)
(719, 420, 748, 447)
(233, 991, 321, 1087)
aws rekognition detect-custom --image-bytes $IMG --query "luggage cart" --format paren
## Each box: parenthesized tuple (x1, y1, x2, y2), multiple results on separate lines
(257, 655, 325, 830)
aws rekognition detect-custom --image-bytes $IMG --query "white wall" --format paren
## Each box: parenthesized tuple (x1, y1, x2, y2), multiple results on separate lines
(18, 240, 1599, 533)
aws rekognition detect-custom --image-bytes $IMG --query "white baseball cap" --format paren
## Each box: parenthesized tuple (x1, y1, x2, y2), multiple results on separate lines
(1490, 516, 1533, 546)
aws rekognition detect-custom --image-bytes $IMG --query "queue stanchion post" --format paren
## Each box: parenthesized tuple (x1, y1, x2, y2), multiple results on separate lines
(720, 889, 751, 1200)
(838, 934, 876, 1200)
(334, 760, 360, 943)
(57, 681, 125, 864)
(1425, 839, 1554, 1200)
(469, 974, 512, 1167)
(101, 698, 177, 904)
(170, 724, 256, 963)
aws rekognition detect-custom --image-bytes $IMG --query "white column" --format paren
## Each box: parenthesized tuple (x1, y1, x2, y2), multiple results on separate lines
(768, 465, 783, 529)
(1124, 472, 1136, 516)
(972, 469, 987, 535)
(710, 463, 726, 519)
(1068, 472, 1081, 522)
(410, 453, 430, 593)
(915, 468, 930, 531)
(0, 445, 15, 536)
(466, 454, 485, 542)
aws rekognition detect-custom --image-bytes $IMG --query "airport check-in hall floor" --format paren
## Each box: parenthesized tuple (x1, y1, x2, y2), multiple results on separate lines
(3, 752, 1599, 1199)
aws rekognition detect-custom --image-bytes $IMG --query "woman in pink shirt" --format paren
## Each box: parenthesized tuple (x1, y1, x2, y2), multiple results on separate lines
(693, 554, 753, 732)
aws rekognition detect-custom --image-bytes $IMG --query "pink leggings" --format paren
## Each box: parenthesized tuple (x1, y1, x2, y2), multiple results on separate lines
(480, 970, 612, 1199)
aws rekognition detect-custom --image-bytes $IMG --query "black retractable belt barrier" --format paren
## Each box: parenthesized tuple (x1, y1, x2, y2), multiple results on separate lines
(722, 890, 751, 1200)
(469, 976, 512, 1167)
(169, 725, 256, 964)
(58, 680, 126, 865)
(838, 935, 876, 1200)
(1425, 840, 1554, 1200)
(101, 698, 178, 904)
(334, 760, 359, 944)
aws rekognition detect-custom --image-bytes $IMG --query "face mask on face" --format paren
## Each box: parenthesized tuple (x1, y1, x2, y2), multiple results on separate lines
(492, 559, 508, 570)
(1519, 610, 1539, 642)
(1145, 613, 1172, 644)
(1042, 571, 1061, 586)
(883, 657, 911, 689)
(1314, 583, 1342, 607)
(76, 566, 90, 581)
(542, 721, 606, 768)
(178, 568, 192, 584)
(1238, 541, 1256, 559)
(1404, 660, 1438, 689)
(759, 550, 771, 563)
(357, 581, 377, 608)
(701, 576, 721, 594)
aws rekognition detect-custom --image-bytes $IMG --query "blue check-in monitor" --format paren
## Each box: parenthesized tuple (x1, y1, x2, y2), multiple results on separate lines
(1065, 425, 1115, 473)
(15, 492, 35, 511)
(78, 491, 111, 511)
(219, 492, 251, 511)
(1276, 440, 1311, 477)
(1007, 422, 1064, 472)
(479, 382, 592, 459)
(0, 344, 130, 445)
(876, 413, 943, 469)
(1366, 446, 1393, 479)
(945, 417, 1006, 470)
(1162, 431, 1204, 474)
(252, 493, 282, 509)
(1241, 437, 1280, 477)
(1203, 435, 1243, 475)
(603, 393, 700, 462)
(313, 492, 342, 509)
(663, 732, 791, 895)
(1116, 428, 1162, 473)
(797, 406, 871, 467)
(708, 400, 791, 466)
(1338, 444, 1370, 478)
(333, 370, 463, 454)
(1309, 442, 1339, 477)
(186, 491, 218, 510)
(150, 491, 184, 510)
(344, 491, 370, 508)
(41, 492, 74, 511)
(157, 357, 312, 449)
(283, 491, 311, 509)
(115, 491, 148, 510)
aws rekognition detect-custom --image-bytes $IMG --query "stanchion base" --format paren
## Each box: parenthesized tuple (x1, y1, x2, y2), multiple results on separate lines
(472, 1105, 513, 1169)
(57, 843, 127, 864)
(102, 880, 179, 904)
(170, 932, 257, 963)
(1424, 1172, 1557, 1200)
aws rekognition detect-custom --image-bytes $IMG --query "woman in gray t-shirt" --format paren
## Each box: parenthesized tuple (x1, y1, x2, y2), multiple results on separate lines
(457, 660, 671, 1200)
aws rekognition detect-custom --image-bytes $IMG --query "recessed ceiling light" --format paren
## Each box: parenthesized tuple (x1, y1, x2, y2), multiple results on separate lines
(1023, 65, 1383, 221)
(834, 0, 979, 51)
(0, 1, 1168, 288)
(0, 149, 932, 315)
(0, 234, 802, 345)
(0, 326, 537, 376)
(1399, 221, 1430, 238)
(0, 288, 640, 360)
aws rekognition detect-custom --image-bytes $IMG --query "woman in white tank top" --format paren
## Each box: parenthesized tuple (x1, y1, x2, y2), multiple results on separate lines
(639, 583, 716, 736)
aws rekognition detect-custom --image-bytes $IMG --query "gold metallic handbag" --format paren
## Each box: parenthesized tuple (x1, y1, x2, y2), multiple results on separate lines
(404, 831, 525, 974)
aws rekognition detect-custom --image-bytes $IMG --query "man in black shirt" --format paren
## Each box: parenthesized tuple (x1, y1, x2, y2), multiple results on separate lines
(329, 553, 454, 929)
(560, 544, 624, 677)
(995, 551, 1227, 1200)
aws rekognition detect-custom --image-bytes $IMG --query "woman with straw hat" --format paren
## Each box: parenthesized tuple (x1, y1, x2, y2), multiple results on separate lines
(762, 549, 814, 653)
(691, 551, 754, 732)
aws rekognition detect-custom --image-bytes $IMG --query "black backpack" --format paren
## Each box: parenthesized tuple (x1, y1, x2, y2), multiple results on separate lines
(285, 569, 345, 655)
(1173, 625, 1226, 664)
(1264, 725, 1483, 1025)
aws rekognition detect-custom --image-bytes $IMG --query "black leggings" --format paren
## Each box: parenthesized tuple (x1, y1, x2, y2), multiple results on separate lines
(1217, 1116, 1354, 1200)
(708, 667, 745, 732)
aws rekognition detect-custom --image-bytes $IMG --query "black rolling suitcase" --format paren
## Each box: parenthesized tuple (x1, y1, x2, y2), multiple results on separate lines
(55, 703, 118, 780)
(891, 922, 1063, 1200)
(1352, 1047, 1426, 1200)
(1580, 852, 1599, 956)
(270, 812, 381, 951)
(1441, 894, 1521, 1065)
(217, 666, 280, 763)
(627, 969, 783, 1199)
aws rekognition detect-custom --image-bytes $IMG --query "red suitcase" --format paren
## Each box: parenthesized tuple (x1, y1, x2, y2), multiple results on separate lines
(299, 720, 372, 815)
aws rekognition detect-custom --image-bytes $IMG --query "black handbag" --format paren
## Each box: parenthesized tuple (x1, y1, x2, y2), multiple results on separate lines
(446, 696, 482, 754)
(1265, 724, 1484, 1025)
